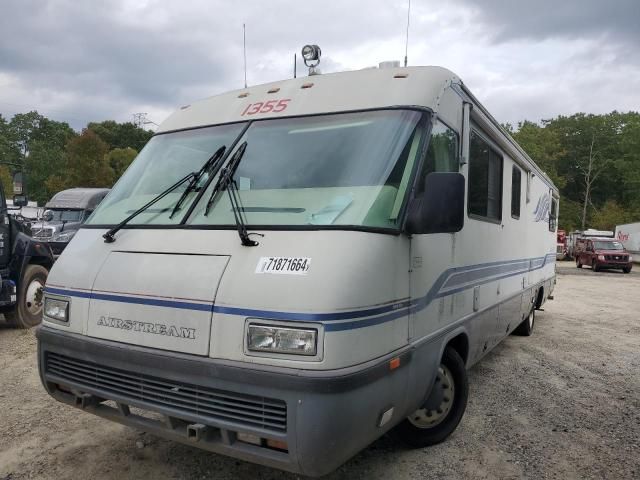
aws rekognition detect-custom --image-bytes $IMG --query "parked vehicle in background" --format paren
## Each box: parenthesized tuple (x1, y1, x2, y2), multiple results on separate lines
(37, 58, 558, 476)
(31, 188, 110, 256)
(615, 222, 640, 261)
(576, 238, 632, 273)
(0, 180, 54, 328)
(567, 229, 614, 259)
(556, 229, 567, 260)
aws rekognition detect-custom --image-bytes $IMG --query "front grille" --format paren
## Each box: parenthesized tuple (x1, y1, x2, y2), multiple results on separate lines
(32, 228, 54, 240)
(605, 254, 627, 261)
(45, 352, 287, 432)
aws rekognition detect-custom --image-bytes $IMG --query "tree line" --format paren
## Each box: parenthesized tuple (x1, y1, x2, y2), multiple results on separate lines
(506, 111, 640, 231)
(0, 111, 152, 205)
(0, 110, 638, 231)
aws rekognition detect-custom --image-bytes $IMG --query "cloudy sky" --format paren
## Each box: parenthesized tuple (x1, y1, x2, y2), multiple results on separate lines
(1, 0, 638, 130)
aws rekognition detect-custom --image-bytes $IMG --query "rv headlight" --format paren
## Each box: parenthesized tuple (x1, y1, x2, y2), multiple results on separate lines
(247, 324, 317, 356)
(44, 297, 69, 323)
(628, 255, 633, 262)
(597, 254, 605, 261)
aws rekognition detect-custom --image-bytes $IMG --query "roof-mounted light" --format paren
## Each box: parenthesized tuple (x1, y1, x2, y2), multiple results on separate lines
(301, 44, 321, 75)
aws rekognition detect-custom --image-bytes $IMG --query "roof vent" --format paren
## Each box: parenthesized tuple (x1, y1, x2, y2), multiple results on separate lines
(379, 61, 401, 69)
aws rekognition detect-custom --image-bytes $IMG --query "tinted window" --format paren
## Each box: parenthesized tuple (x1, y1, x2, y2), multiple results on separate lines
(417, 119, 458, 193)
(468, 131, 503, 221)
(594, 241, 623, 250)
(549, 196, 557, 231)
(511, 166, 521, 219)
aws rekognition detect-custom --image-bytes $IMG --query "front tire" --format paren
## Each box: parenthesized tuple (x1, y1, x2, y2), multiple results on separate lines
(623, 267, 631, 274)
(391, 347, 468, 447)
(591, 262, 599, 272)
(4, 264, 48, 328)
(576, 258, 582, 268)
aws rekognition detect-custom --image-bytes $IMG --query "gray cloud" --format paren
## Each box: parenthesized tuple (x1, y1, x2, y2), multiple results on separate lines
(0, 0, 638, 130)
(453, 0, 640, 45)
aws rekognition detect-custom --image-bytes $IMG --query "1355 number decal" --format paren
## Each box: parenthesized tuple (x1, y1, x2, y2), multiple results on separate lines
(241, 99, 291, 116)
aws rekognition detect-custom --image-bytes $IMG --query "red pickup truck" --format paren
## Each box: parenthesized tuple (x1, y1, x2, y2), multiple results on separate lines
(576, 238, 633, 273)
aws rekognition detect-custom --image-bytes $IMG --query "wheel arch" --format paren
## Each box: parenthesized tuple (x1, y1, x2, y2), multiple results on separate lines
(442, 330, 469, 367)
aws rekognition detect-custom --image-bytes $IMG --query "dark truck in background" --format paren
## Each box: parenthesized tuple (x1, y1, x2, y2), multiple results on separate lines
(31, 188, 109, 256)
(576, 238, 633, 273)
(0, 178, 55, 328)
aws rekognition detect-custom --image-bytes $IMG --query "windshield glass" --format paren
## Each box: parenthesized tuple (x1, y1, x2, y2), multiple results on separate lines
(47, 209, 83, 222)
(86, 122, 247, 225)
(594, 241, 624, 250)
(189, 110, 425, 229)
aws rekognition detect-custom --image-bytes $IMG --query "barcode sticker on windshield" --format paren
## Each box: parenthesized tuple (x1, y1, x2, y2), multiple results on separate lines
(255, 257, 311, 275)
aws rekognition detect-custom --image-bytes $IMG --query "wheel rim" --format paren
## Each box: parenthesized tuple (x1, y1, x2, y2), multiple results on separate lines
(25, 279, 45, 316)
(408, 364, 456, 429)
(528, 310, 534, 329)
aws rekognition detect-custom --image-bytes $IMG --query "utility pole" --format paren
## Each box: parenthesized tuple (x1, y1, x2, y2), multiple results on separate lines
(132, 113, 147, 128)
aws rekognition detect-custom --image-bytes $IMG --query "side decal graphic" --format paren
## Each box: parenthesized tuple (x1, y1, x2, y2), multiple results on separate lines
(45, 253, 556, 331)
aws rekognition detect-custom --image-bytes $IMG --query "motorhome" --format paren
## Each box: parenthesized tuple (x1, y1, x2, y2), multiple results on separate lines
(37, 58, 558, 476)
(32, 188, 110, 256)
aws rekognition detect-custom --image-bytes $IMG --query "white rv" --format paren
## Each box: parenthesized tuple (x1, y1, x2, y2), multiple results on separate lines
(37, 62, 558, 476)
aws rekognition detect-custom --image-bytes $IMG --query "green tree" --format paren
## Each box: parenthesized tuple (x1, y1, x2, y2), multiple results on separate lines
(590, 200, 632, 231)
(88, 120, 153, 151)
(65, 129, 113, 188)
(105, 147, 138, 180)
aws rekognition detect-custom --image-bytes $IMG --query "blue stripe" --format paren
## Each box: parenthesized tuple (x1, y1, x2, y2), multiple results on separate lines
(45, 287, 213, 312)
(46, 253, 556, 331)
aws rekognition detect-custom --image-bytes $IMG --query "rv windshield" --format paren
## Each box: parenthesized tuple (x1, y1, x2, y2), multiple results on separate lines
(87, 110, 426, 230)
(191, 110, 425, 229)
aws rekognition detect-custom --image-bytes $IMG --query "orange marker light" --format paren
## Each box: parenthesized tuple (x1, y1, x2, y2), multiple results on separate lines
(389, 357, 401, 370)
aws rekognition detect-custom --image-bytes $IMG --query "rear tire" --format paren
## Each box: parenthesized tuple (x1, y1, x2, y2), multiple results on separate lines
(390, 347, 468, 447)
(513, 308, 535, 336)
(4, 264, 48, 329)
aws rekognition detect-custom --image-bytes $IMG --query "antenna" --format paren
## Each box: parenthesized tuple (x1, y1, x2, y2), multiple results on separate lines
(404, 0, 411, 67)
(294, 53, 297, 78)
(243, 23, 247, 88)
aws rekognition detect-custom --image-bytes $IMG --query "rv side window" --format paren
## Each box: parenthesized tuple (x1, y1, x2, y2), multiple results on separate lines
(549, 196, 558, 232)
(511, 166, 521, 219)
(417, 119, 458, 193)
(468, 131, 503, 222)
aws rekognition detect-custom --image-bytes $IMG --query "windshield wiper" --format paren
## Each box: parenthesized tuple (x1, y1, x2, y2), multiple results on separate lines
(204, 142, 261, 246)
(169, 145, 226, 219)
(103, 171, 197, 243)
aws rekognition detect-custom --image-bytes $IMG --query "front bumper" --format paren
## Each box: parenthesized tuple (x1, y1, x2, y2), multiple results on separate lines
(37, 326, 416, 476)
(595, 261, 632, 270)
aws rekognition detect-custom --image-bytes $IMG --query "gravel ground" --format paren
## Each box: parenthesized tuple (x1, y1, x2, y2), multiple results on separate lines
(1, 262, 639, 479)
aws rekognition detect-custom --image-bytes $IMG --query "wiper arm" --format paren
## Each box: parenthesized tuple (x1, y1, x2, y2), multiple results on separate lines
(103, 171, 196, 243)
(169, 145, 226, 219)
(204, 141, 248, 216)
(204, 141, 261, 247)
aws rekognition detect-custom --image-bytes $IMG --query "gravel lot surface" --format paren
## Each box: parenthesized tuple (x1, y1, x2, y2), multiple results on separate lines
(1, 262, 638, 479)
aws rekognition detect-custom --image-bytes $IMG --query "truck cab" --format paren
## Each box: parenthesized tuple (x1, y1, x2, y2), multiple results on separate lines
(576, 238, 633, 273)
(32, 188, 110, 256)
(0, 181, 54, 327)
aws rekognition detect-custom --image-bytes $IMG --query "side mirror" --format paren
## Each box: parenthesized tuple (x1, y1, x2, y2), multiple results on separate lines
(43, 209, 54, 222)
(13, 194, 28, 207)
(12, 171, 25, 195)
(406, 172, 465, 234)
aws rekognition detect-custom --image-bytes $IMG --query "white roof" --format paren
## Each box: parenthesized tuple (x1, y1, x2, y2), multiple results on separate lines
(158, 66, 459, 132)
